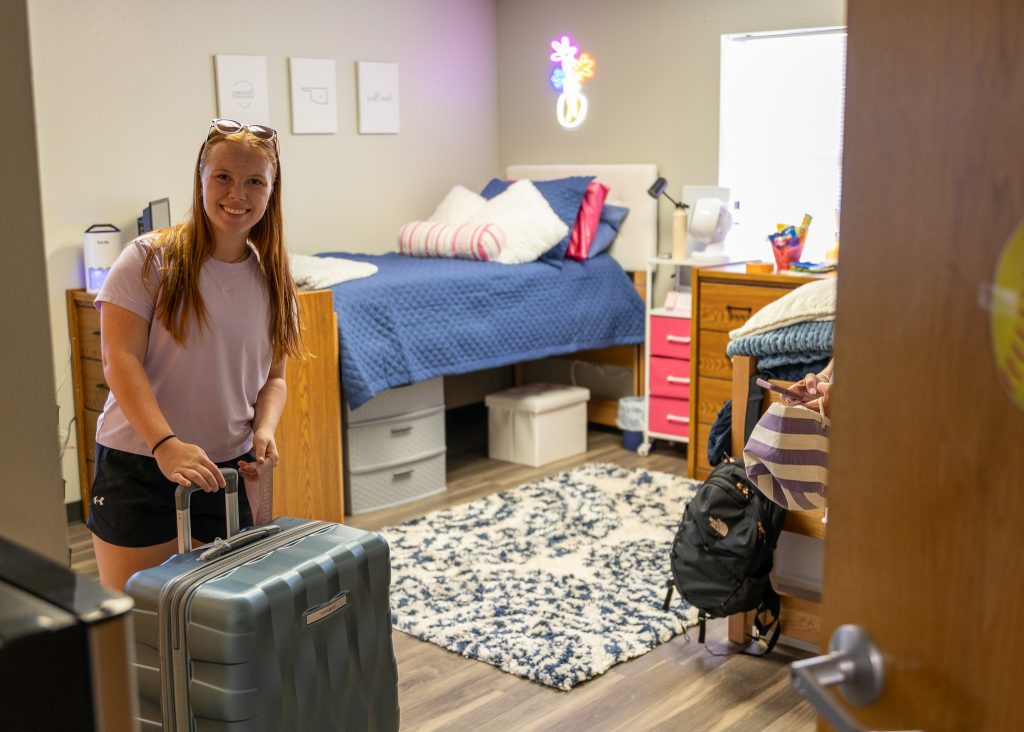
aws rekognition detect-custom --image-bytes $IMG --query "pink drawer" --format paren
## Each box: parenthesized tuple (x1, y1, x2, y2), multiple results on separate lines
(649, 316, 692, 359)
(649, 356, 691, 399)
(649, 396, 690, 438)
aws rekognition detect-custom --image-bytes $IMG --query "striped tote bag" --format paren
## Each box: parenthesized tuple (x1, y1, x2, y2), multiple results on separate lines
(742, 401, 830, 511)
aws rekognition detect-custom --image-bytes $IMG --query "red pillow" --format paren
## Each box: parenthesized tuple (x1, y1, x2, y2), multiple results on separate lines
(565, 181, 610, 260)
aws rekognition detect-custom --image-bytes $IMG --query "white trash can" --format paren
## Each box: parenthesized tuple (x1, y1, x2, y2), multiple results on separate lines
(485, 383, 590, 468)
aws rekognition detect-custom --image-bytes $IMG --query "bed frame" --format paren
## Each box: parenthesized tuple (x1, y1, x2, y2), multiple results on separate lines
(729, 354, 826, 648)
(506, 164, 658, 426)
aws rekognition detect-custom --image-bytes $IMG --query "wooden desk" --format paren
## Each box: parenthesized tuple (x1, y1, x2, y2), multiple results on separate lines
(67, 289, 345, 522)
(689, 264, 830, 479)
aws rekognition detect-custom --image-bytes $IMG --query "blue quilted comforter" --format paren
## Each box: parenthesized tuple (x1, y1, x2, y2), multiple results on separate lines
(318, 253, 645, 409)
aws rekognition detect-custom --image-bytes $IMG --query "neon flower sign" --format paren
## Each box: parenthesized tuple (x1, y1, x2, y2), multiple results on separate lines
(549, 35, 594, 129)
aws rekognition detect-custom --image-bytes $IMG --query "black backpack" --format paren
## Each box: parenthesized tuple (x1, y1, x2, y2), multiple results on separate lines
(664, 457, 787, 653)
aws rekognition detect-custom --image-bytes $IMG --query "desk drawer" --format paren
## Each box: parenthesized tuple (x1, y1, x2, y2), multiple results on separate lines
(695, 420, 713, 475)
(649, 316, 692, 359)
(75, 302, 102, 360)
(81, 358, 110, 412)
(698, 330, 732, 380)
(697, 377, 732, 425)
(699, 282, 793, 333)
(649, 356, 690, 400)
(347, 405, 445, 470)
(649, 396, 690, 438)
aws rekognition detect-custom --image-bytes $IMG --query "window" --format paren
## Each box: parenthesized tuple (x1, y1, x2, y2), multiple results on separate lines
(719, 27, 846, 263)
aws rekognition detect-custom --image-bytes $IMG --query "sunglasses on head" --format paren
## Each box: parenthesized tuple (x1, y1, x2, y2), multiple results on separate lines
(207, 118, 278, 142)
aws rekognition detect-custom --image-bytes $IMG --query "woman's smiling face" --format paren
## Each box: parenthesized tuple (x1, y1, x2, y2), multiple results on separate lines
(201, 140, 275, 246)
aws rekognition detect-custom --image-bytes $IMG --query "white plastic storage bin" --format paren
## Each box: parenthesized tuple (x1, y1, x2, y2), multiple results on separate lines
(344, 377, 446, 514)
(485, 383, 590, 468)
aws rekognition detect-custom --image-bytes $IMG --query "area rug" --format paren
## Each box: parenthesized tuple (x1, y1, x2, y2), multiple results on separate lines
(379, 463, 700, 690)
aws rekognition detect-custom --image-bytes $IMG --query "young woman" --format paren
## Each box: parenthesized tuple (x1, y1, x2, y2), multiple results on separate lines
(87, 119, 304, 591)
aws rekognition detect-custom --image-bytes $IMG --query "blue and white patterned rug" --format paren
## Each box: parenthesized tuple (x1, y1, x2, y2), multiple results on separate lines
(379, 463, 701, 690)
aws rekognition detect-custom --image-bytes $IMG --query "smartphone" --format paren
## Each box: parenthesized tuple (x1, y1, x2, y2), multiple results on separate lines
(755, 377, 815, 403)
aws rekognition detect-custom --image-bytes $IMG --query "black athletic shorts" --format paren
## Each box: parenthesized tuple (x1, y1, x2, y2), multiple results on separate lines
(86, 444, 254, 548)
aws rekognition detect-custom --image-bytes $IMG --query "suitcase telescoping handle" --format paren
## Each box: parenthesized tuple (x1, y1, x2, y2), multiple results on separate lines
(174, 468, 240, 555)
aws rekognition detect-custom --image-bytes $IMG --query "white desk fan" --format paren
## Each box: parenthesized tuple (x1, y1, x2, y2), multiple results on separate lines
(689, 197, 732, 263)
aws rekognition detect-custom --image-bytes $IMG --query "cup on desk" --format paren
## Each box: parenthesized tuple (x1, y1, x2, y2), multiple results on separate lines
(769, 227, 804, 271)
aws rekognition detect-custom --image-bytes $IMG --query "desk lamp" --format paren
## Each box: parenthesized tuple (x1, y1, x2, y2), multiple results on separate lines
(647, 177, 689, 259)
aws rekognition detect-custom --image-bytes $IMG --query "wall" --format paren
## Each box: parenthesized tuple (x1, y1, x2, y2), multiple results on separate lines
(1, 0, 68, 563)
(27, 0, 499, 504)
(495, 0, 846, 254)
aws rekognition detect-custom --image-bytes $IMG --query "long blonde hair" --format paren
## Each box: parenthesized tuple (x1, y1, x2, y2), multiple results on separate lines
(143, 130, 305, 362)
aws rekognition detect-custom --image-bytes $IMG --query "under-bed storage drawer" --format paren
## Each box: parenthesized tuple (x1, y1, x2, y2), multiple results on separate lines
(343, 376, 447, 515)
(347, 406, 445, 471)
(346, 377, 444, 423)
(347, 450, 446, 515)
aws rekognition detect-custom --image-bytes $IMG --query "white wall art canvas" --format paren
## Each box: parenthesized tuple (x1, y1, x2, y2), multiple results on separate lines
(214, 55, 270, 124)
(356, 61, 400, 134)
(289, 57, 338, 134)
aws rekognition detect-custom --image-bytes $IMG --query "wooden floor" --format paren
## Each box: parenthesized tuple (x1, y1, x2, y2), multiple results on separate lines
(69, 405, 816, 731)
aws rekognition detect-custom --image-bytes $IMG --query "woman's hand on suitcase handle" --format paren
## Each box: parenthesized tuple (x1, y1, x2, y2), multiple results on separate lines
(155, 438, 225, 492)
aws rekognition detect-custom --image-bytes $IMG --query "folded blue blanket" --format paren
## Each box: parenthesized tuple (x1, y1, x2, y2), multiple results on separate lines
(726, 320, 833, 359)
(726, 320, 833, 372)
(319, 252, 645, 409)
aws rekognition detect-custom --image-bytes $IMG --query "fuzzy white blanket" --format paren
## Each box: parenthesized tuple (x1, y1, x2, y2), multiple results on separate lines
(289, 254, 378, 290)
(729, 277, 837, 339)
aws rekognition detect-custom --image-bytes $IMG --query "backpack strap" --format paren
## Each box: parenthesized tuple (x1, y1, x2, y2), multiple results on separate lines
(739, 585, 781, 656)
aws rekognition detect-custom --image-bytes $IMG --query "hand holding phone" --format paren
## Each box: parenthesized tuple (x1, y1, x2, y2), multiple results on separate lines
(755, 377, 815, 403)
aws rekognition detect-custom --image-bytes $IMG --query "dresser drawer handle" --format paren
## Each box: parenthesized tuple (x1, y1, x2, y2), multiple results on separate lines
(390, 425, 413, 435)
(666, 414, 690, 424)
(96, 383, 109, 390)
(665, 335, 691, 344)
(666, 376, 691, 385)
(393, 469, 415, 479)
(726, 305, 752, 318)
(91, 330, 101, 337)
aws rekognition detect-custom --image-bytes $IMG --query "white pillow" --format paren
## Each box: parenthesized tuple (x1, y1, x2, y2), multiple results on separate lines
(428, 185, 487, 224)
(465, 180, 569, 264)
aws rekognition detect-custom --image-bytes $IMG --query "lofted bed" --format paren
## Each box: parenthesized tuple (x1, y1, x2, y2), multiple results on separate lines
(290, 164, 658, 516)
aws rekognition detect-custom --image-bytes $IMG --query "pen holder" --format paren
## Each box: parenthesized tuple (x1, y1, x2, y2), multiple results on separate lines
(769, 226, 804, 271)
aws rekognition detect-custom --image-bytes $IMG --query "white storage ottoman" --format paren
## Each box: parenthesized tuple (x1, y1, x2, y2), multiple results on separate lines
(485, 383, 590, 468)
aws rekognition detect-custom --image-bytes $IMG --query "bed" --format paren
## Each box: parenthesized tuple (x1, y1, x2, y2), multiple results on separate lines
(320, 163, 658, 423)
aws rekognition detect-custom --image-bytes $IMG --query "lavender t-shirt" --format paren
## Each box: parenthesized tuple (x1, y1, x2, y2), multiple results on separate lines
(94, 236, 272, 462)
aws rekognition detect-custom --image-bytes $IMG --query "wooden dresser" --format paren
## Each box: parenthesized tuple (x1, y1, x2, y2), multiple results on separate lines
(689, 264, 830, 479)
(67, 288, 345, 522)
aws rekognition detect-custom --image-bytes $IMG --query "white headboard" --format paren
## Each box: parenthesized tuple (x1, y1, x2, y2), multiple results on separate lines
(506, 164, 658, 272)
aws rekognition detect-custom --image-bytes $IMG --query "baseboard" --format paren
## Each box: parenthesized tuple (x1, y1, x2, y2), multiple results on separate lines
(66, 500, 82, 524)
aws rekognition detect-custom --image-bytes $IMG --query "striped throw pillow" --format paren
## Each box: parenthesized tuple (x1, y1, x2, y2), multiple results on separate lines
(398, 221, 504, 261)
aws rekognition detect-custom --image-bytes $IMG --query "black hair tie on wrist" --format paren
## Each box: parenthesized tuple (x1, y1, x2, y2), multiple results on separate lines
(151, 434, 176, 455)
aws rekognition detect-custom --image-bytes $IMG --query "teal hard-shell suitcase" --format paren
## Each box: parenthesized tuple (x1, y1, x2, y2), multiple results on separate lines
(125, 470, 399, 731)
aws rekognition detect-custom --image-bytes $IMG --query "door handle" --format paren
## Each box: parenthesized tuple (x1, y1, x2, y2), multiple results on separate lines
(790, 625, 920, 732)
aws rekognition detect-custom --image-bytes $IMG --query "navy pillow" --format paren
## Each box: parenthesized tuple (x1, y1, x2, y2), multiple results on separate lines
(587, 204, 630, 258)
(480, 176, 594, 266)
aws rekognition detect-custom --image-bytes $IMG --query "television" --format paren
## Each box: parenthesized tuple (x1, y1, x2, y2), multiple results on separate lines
(137, 198, 171, 235)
